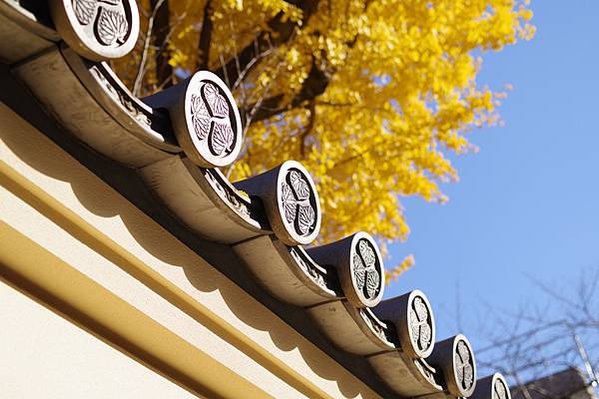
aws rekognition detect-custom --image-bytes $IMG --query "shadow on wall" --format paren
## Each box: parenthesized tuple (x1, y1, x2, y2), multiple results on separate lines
(0, 63, 395, 398)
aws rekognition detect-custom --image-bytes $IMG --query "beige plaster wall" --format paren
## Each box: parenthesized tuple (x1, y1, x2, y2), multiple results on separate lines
(0, 101, 381, 399)
(0, 280, 201, 399)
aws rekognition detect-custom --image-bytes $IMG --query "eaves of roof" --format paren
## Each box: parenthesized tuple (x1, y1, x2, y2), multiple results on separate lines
(0, 1, 512, 398)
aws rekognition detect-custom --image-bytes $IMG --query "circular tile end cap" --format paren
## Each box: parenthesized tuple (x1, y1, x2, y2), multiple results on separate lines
(179, 71, 243, 168)
(344, 232, 385, 308)
(273, 160, 321, 245)
(491, 373, 511, 399)
(448, 334, 477, 397)
(50, 0, 141, 61)
(400, 290, 436, 359)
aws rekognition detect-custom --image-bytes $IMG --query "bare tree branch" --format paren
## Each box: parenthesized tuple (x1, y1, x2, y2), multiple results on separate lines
(473, 267, 599, 387)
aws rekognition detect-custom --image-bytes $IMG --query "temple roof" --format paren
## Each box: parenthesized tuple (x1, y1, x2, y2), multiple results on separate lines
(0, 1, 512, 397)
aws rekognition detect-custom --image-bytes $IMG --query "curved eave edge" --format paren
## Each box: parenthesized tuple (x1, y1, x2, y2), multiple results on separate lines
(0, 3, 509, 398)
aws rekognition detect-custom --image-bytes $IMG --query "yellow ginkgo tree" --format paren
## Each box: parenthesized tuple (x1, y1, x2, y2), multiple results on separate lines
(114, 0, 534, 278)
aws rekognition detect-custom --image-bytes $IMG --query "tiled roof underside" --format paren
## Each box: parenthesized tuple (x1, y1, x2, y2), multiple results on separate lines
(0, 1, 512, 398)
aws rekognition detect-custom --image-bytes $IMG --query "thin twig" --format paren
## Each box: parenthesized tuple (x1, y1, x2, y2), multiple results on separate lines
(133, 0, 166, 95)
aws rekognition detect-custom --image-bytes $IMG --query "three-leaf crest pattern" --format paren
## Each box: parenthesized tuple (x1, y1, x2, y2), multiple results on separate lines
(281, 170, 316, 236)
(493, 380, 508, 399)
(190, 82, 235, 157)
(74, 0, 96, 24)
(409, 296, 432, 352)
(72, 0, 129, 46)
(455, 340, 474, 390)
(352, 240, 381, 300)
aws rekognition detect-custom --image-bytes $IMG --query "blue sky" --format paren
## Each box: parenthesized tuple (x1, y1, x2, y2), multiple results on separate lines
(386, 1, 599, 361)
